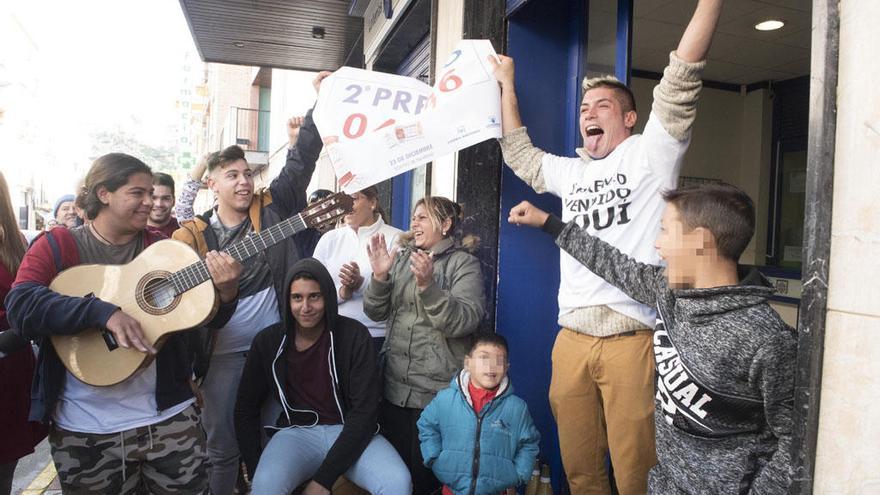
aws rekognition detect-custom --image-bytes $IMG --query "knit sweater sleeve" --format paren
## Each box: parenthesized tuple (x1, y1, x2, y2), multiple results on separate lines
(497, 127, 550, 193)
(650, 51, 706, 142)
(174, 177, 202, 223)
(749, 329, 797, 493)
(544, 215, 665, 307)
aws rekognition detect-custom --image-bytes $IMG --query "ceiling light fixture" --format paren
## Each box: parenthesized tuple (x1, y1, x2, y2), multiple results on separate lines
(754, 19, 785, 31)
(312, 26, 326, 39)
(232, 41, 245, 48)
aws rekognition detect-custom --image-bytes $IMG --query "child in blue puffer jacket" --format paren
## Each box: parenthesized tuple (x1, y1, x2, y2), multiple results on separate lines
(418, 332, 540, 495)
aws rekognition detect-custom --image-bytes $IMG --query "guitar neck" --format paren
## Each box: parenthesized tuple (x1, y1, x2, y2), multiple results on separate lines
(169, 213, 309, 293)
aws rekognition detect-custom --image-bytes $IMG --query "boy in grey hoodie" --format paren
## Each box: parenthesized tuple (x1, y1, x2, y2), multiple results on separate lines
(508, 183, 795, 494)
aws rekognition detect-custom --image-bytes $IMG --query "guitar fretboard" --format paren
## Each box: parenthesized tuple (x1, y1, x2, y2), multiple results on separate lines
(168, 213, 308, 294)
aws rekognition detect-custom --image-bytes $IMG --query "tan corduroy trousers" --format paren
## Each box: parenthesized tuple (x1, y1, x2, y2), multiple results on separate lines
(549, 328, 657, 495)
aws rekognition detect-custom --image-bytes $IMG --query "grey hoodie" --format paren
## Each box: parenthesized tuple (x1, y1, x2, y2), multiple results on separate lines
(543, 216, 796, 494)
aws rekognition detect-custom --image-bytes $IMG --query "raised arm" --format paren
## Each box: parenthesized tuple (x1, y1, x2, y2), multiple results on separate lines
(646, 0, 721, 144)
(267, 72, 332, 218)
(489, 55, 523, 134)
(508, 201, 665, 307)
(363, 233, 397, 322)
(267, 111, 321, 218)
(677, 0, 724, 63)
(489, 55, 551, 193)
(175, 153, 211, 222)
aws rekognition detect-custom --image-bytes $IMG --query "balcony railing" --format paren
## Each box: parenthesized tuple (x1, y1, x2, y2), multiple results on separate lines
(225, 107, 270, 153)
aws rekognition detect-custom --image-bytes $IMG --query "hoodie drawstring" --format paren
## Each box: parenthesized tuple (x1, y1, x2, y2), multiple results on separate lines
(328, 332, 345, 424)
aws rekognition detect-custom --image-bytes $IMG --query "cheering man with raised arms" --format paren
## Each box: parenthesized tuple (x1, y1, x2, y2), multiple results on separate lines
(490, 1, 723, 493)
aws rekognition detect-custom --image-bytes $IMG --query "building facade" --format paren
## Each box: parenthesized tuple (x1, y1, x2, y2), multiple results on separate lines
(179, 0, 880, 491)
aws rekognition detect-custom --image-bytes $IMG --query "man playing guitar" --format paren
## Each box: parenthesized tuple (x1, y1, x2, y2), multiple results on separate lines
(171, 71, 330, 494)
(6, 153, 242, 493)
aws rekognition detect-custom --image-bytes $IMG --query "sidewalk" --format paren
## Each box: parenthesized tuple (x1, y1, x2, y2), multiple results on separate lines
(11, 440, 60, 495)
(17, 463, 60, 495)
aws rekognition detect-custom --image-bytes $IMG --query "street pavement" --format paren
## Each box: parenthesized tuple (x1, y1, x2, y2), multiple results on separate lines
(11, 439, 60, 494)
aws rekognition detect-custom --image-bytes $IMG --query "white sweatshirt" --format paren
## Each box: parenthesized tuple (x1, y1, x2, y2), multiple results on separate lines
(312, 217, 403, 337)
(499, 52, 706, 334)
(542, 115, 685, 328)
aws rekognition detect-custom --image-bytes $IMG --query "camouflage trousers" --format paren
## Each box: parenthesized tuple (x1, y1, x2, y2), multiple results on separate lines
(49, 404, 208, 494)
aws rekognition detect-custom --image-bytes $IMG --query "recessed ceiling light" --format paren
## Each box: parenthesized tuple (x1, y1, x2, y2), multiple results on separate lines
(232, 41, 245, 48)
(755, 19, 785, 31)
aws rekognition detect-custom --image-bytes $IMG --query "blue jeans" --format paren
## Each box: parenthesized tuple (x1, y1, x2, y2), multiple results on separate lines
(201, 351, 247, 495)
(251, 425, 411, 494)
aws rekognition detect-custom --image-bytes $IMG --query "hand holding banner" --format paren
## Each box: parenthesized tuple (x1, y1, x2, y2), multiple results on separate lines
(313, 40, 502, 192)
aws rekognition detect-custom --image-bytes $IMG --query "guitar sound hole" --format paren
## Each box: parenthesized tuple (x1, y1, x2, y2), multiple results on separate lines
(144, 278, 176, 309)
(136, 271, 181, 315)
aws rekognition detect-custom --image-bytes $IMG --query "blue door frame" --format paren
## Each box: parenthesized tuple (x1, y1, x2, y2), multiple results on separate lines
(391, 172, 413, 230)
(499, 0, 632, 491)
(616, 0, 634, 84)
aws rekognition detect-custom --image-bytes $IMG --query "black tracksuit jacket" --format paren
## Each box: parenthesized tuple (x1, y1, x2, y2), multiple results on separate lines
(233, 258, 381, 490)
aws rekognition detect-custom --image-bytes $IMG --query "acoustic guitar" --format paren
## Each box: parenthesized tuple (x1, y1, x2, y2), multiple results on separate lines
(50, 193, 353, 386)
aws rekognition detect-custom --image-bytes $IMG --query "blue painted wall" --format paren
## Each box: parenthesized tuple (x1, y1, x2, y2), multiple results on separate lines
(498, 0, 586, 491)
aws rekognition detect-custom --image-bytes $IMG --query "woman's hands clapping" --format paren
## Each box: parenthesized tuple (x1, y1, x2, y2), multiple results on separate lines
(367, 233, 397, 282)
(337, 261, 364, 300)
(409, 250, 435, 291)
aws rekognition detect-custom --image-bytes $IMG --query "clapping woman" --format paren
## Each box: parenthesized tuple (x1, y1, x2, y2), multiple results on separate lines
(364, 196, 486, 495)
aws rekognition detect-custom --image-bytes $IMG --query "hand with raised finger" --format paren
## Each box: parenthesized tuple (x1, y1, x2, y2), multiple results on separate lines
(508, 200, 549, 228)
(367, 233, 396, 281)
(313, 71, 333, 94)
(410, 249, 435, 290)
(105, 309, 156, 354)
(206, 250, 243, 303)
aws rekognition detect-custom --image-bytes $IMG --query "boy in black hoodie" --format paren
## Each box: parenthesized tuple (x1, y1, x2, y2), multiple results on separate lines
(508, 183, 795, 494)
(234, 258, 411, 494)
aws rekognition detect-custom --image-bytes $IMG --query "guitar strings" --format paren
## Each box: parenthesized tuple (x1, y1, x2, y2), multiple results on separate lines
(137, 200, 345, 303)
(137, 211, 321, 303)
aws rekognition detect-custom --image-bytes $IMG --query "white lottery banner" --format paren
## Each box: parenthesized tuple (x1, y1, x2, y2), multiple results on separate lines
(313, 40, 502, 192)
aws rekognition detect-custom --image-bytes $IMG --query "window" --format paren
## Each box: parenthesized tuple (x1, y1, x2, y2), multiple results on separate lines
(766, 77, 809, 272)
